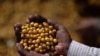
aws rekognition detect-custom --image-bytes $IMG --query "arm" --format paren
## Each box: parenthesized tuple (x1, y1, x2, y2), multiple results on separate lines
(67, 40, 100, 56)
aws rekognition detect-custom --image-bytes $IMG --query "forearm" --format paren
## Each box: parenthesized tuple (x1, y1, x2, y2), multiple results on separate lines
(67, 40, 100, 56)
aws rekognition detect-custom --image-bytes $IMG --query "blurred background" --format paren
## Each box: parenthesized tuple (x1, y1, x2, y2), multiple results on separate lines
(0, 0, 100, 56)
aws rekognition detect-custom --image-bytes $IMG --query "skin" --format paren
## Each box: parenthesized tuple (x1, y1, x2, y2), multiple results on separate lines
(14, 14, 72, 56)
(75, 18, 100, 47)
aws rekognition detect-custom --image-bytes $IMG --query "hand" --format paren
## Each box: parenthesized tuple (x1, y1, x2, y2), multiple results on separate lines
(47, 19, 72, 56)
(75, 18, 100, 47)
(14, 15, 49, 56)
(14, 14, 72, 56)
(75, 18, 100, 37)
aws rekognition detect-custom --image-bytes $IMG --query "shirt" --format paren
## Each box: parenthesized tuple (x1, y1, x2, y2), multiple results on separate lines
(67, 40, 100, 56)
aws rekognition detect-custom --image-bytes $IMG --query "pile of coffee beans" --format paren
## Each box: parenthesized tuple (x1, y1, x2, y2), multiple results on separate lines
(19, 21, 63, 56)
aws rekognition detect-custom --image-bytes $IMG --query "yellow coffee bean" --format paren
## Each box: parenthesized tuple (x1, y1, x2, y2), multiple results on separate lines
(28, 39, 32, 43)
(33, 35, 37, 38)
(23, 39, 27, 42)
(46, 42, 50, 46)
(49, 30, 53, 34)
(53, 38, 58, 43)
(28, 41, 31, 44)
(24, 24, 29, 28)
(30, 45, 34, 48)
(33, 30, 37, 34)
(50, 42, 54, 45)
(38, 45, 42, 49)
(34, 23, 39, 27)
(22, 29, 27, 33)
(52, 29, 57, 33)
(30, 22, 34, 26)
(59, 55, 64, 56)
(49, 35, 53, 38)
(21, 26, 25, 29)
(49, 25, 53, 29)
(51, 46, 55, 51)
(23, 43, 27, 46)
(30, 34, 34, 38)
(45, 36, 49, 41)
(43, 49, 46, 52)
(35, 39, 40, 44)
(53, 51, 57, 55)
(39, 49, 43, 53)
(38, 36, 41, 39)
(24, 46, 28, 50)
(43, 22, 49, 27)
(38, 29, 43, 33)
(44, 33, 49, 36)
(49, 37, 53, 41)
(26, 28, 30, 31)
(40, 33, 45, 37)
(21, 34, 24, 38)
(25, 34, 30, 38)
(36, 34, 39, 37)
(27, 47, 32, 50)
(29, 27, 33, 30)
(41, 38, 45, 42)
(46, 46, 50, 50)
(39, 24, 42, 28)
(35, 44, 39, 47)
(41, 28, 44, 30)
(28, 30, 33, 34)
(36, 28, 40, 31)
(32, 40, 36, 44)
(34, 48, 39, 52)
(20, 40, 23, 45)
(42, 44, 46, 48)
(44, 28, 49, 32)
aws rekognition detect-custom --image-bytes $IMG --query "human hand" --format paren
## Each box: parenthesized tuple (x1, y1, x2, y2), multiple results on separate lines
(14, 15, 49, 56)
(14, 14, 72, 56)
(47, 19, 72, 56)
(75, 18, 100, 37)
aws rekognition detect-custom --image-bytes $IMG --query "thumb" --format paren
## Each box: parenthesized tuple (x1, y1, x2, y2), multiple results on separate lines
(55, 43, 64, 53)
(16, 43, 28, 56)
(14, 23, 22, 42)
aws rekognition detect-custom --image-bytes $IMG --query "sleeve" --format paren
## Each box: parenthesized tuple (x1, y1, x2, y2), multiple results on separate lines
(67, 40, 100, 56)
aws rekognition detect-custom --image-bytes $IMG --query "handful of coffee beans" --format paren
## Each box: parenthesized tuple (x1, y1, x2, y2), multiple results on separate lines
(19, 21, 63, 56)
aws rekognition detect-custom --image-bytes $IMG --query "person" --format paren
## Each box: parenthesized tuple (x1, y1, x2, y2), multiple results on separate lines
(14, 15, 100, 56)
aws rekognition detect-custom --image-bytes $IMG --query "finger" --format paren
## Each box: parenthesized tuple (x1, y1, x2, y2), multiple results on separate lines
(14, 23, 22, 31)
(14, 23, 22, 42)
(47, 19, 66, 30)
(55, 29, 71, 54)
(44, 53, 50, 56)
(55, 43, 68, 56)
(16, 43, 28, 56)
(47, 19, 58, 29)
(30, 51, 41, 56)
(55, 43, 63, 53)
(27, 14, 47, 23)
(56, 29, 70, 43)
(49, 51, 54, 56)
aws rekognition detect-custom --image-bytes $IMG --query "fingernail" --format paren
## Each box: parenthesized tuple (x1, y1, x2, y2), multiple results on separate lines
(55, 45, 63, 52)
